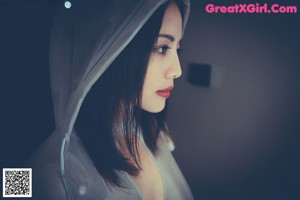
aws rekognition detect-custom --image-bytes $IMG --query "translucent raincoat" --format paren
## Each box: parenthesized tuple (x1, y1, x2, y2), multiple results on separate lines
(28, 0, 193, 199)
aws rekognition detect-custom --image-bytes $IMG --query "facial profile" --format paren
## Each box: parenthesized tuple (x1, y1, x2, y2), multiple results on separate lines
(141, 1, 183, 113)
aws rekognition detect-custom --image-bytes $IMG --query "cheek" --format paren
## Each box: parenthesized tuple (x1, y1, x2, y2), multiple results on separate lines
(142, 73, 156, 96)
(145, 59, 164, 83)
(142, 55, 168, 96)
(141, 60, 167, 113)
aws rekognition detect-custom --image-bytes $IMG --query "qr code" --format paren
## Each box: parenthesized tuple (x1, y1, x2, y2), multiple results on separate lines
(2, 168, 32, 198)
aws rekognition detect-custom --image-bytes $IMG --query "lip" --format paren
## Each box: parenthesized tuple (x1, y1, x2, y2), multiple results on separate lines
(156, 86, 174, 98)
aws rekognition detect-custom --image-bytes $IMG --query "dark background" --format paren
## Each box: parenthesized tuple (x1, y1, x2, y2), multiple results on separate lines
(0, 0, 56, 167)
(1, 0, 300, 199)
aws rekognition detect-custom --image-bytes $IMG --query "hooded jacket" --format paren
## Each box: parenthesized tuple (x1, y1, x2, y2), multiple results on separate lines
(28, 0, 193, 199)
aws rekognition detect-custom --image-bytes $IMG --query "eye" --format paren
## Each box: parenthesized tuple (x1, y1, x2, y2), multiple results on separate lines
(154, 45, 171, 55)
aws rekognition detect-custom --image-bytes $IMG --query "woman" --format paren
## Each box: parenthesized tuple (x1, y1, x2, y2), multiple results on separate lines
(28, 0, 193, 199)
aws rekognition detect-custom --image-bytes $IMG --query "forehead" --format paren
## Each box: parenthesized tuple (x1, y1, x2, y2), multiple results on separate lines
(159, 2, 183, 41)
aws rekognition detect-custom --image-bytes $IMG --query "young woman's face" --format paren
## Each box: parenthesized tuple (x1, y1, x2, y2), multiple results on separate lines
(141, 1, 183, 113)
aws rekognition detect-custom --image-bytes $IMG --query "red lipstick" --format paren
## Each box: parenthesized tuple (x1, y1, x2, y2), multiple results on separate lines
(156, 86, 174, 98)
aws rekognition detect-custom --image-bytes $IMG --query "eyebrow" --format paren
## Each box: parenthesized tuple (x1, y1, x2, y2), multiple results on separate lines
(158, 34, 175, 42)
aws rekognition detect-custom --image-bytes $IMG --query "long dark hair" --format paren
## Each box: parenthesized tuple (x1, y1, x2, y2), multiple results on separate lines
(75, 1, 179, 187)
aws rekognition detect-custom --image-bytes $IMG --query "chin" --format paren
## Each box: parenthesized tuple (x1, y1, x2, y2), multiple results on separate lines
(141, 103, 165, 113)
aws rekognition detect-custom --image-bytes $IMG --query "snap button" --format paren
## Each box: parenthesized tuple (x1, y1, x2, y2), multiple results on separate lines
(78, 185, 86, 196)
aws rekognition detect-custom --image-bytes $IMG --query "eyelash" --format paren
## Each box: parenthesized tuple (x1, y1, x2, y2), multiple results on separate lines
(153, 45, 184, 55)
(154, 45, 171, 55)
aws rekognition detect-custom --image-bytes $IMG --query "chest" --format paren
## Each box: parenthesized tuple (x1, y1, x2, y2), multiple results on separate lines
(130, 143, 164, 200)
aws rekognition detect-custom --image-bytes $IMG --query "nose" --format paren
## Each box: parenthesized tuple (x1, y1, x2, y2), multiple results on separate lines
(165, 53, 182, 79)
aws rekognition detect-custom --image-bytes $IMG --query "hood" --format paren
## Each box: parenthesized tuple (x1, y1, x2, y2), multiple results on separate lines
(50, 0, 189, 144)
